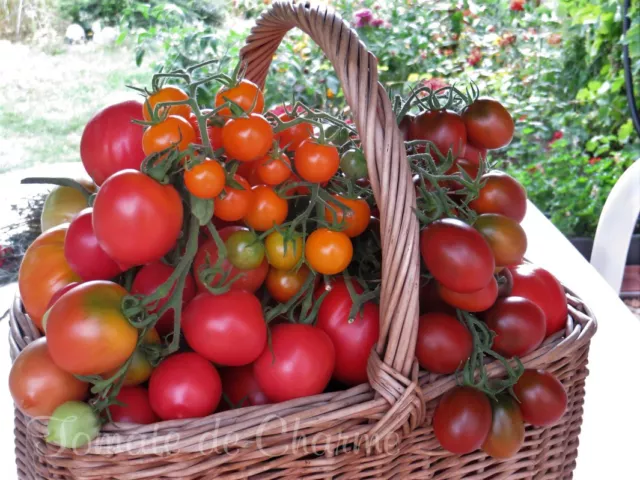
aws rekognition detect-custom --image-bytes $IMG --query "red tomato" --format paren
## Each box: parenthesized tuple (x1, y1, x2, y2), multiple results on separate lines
(46, 281, 138, 375)
(215, 79, 264, 117)
(220, 365, 269, 408)
(470, 171, 527, 223)
(253, 324, 335, 403)
(64, 208, 121, 281)
(497, 267, 514, 297)
(420, 218, 495, 293)
(108, 386, 158, 424)
(193, 226, 268, 293)
(149, 352, 221, 420)
(266, 266, 312, 303)
(45, 281, 81, 312)
(294, 139, 340, 183)
(482, 394, 525, 459)
(416, 312, 473, 374)
(80, 100, 146, 186)
(437, 277, 498, 312)
(182, 291, 267, 366)
(243, 185, 288, 231)
(323, 195, 371, 238)
(143, 86, 190, 121)
(512, 369, 567, 427)
(214, 174, 253, 222)
(509, 264, 568, 337)
(131, 261, 196, 336)
(93, 170, 183, 267)
(442, 157, 480, 191)
(474, 213, 527, 267)
(277, 113, 313, 151)
(461, 142, 487, 165)
(409, 110, 467, 158)
(18, 225, 81, 330)
(9, 337, 88, 417)
(485, 296, 546, 357)
(256, 153, 292, 185)
(463, 98, 514, 150)
(222, 114, 274, 162)
(142, 115, 196, 155)
(316, 278, 379, 386)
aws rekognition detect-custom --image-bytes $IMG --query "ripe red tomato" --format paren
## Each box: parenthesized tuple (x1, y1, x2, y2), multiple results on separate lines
(41, 181, 95, 232)
(294, 139, 340, 183)
(214, 174, 252, 222)
(215, 79, 264, 117)
(9, 337, 88, 417)
(64, 208, 121, 281)
(482, 394, 525, 459)
(470, 171, 527, 223)
(46, 281, 138, 375)
(80, 100, 146, 186)
(437, 276, 498, 312)
(461, 142, 487, 165)
(193, 226, 268, 293)
(266, 266, 312, 303)
(509, 264, 568, 337)
(463, 98, 514, 150)
(222, 114, 274, 162)
(143, 86, 190, 121)
(45, 281, 81, 312)
(93, 170, 183, 267)
(474, 213, 527, 267)
(256, 152, 292, 185)
(18, 225, 81, 330)
(316, 279, 380, 386)
(108, 386, 158, 424)
(149, 352, 221, 420)
(409, 110, 467, 158)
(220, 365, 269, 408)
(142, 114, 197, 155)
(513, 369, 567, 426)
(416, 312, 473, 374)
(420, 218, 495, 293)
(253, 324, 335, 403)
(131, 261, 196, 336)
(243, 185, 288, 231)
(184, 160, 226, 199)
(277, 113, 313, 151)
(305, 228, 353, 275)
(324, 195, 371, 238)
(485, 296, 546, 357)
(433, 386, 492, 454)
(182, 291, 267, 366)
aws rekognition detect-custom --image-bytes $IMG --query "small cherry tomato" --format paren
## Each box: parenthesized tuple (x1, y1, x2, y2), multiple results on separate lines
(294, 139, 340, 183)
(324, 194, 371, 238)
(46, 401, 100, 448)
(215, 79, 264, 117)
(416, 312, 472, 374)
(226, 230, 265, 270)
(264, 231, 303, 271)
(512, 369, 567, 427)
(256, 152, 292, 185)
(277, 113, 313, 151)
(474, 213, 527, 267)
(437, 276, 498, 312)
(305, 228, 353, 275)
(266, 265, 312, 303)
(340, 148, 368, 180)
(482, 394, 525, 459)
(470, 171, 527, 223)
(243, 185, 288, 231)
(485, 296, 546, 357)
(184, 160, 226, 199)
(409, 110, 467, 159)
(106, 329, 161, 386)
(461, 142, 487, 165)
(463, 98, 514, 150)
(222, 114, 273, 162)
(143, 86, 190, 121)
(108, 386, 159, 425)
(142, 115, 197, 155)
(220, 365, 269, 408)
(214, 174, 252, 222)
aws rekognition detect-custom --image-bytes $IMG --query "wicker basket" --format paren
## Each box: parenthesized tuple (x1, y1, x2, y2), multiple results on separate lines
(9, 2, 597, 479)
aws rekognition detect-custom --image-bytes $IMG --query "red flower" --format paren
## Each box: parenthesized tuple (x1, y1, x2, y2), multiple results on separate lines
(468, 48, 482, 66)
(550, 130, 564, 142)
(589, 157, 601, 165)
(0, 245, 11, 268)
(422, 78, 449, 91)
(510, 0, 525, 11)
(499, 33, 517, 47)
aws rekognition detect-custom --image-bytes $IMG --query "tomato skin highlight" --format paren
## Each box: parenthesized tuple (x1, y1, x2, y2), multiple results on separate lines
(474, 213, 527, 267)
(294, 139, 340, 183)
(45, 281, 138, 376)
(253, 324, 335, 403)
(93, 170, 183, 267)
(80, 100, 146, 186)
(513, 369, 568, 427)
(220, 365, 269, 408)
(109, 386, 159, 425)
(433, 386, 492, 454)
(420, 218, 495, 293)
(416, 312, 472, 374)
(463, 98, 514, 150)
(222, 114, 274, 162)
(482, 394, 525, 459)
(305, 228, 353, 275)
(9, 337, 89, 417)
(470, 171, 527, 223)
(485, 296, 546, 357)
(437, 277, 498, 312)
(182, 291, 267, 366)
(149, 352, 222, 420)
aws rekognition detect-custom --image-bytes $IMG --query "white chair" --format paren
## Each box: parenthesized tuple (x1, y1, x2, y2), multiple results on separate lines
(590, 160, 640, 293)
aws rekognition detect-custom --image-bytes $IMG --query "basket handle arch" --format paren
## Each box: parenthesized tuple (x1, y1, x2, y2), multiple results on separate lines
(240, 0, 422, 416)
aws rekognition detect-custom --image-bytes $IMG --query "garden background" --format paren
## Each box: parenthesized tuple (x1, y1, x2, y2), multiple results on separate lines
(0, 0, 638, 263)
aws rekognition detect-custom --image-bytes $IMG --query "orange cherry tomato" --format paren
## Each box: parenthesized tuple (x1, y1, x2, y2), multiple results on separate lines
(215, 79, 264, 117)
(214, 174, 252, 222)
(184, 160, 226, 199)
(305, 228, 353, 275)
(142, 115, 197, 155)
(222, 114, 274, 162)
(294, 139, 340, 183)
(143, 86, 191, 121)
(264, 231, 303, 271)
(243, 185, 288, 231)
(324, 194, 371, 238)
(18, 224, 81, 330)
(266, 266, 312, 303)
(257, 153, 292, 185)
(277, 113, 313, 151)
(106, 329, 161, 387)
(46, 281, 138, 376)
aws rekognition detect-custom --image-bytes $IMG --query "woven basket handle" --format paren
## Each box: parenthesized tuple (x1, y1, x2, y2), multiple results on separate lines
(241, 2, 421, 385)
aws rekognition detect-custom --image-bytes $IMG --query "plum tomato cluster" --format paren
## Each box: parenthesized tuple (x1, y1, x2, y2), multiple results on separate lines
(12, 64, 570, 457)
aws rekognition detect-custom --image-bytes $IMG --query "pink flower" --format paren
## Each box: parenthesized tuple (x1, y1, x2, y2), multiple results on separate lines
(269, 105, 287, 117)
(354, 8, 374, 26)
(468, 48, 482, 66)
(422, 78, 449, 91)
(510, 0, 525, 11)
(550, 130, 564, 142)
(371, 18, 385, 28)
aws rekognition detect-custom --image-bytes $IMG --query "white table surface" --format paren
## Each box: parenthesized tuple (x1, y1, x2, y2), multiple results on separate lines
(0, 199, 637, 479)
